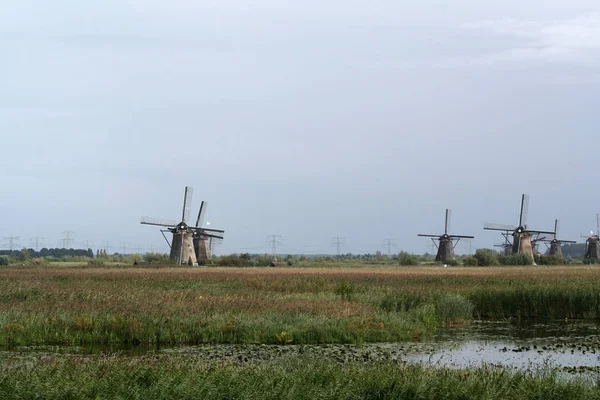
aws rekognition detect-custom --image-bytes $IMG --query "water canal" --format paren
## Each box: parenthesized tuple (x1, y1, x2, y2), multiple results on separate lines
(3, 321, 600, 376)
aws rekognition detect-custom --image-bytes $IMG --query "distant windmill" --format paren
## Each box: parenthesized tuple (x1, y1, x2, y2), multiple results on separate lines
(141, 187, 225, 266)
(418, 209, 474, 263)
(192, 201, 224, 262)
(493, 231, 513, 256)
(484, 194, 555, 261)
(539, 219, 575, 258)
(581, 214, 600, 261)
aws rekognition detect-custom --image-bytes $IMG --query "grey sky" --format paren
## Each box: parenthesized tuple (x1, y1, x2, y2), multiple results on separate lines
(1, 1, 599, 255)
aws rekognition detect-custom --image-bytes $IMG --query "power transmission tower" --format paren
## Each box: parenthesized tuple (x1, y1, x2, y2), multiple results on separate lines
(331, 237, 346, 256)
(103, 242, 113, 254)
(467, 239, 474, 255)
(266, 235, 283, 256)
(383, 238, 397, 257)
(61, 231, 75, 248)
(30, 237, 45, 251)
(2, 236, 20, 250)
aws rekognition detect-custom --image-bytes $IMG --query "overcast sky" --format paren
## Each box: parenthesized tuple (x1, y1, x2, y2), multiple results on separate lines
(1, 1, 599, 255)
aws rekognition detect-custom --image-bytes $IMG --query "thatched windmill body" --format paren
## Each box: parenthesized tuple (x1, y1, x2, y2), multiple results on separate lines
(581, 214, 600, 261)
(484, 194, 555, 261)
(418, 209, 474, 263)
(141, 187, 225, 265)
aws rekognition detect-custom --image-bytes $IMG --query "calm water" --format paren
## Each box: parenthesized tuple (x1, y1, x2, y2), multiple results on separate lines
(3, 321, 600, 374)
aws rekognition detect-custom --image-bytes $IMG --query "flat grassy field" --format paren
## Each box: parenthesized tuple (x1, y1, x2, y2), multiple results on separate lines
(2, 265, 600, 346)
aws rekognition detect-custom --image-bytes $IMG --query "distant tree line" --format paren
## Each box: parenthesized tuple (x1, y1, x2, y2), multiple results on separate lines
(0, 248, 94, 259)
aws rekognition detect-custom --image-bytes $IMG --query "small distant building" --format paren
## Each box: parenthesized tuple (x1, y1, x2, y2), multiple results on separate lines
(133, 260, 151, 266)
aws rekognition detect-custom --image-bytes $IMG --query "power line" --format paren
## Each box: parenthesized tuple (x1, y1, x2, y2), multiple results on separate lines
(2, 236, 20, 250)
(61, 231, 75, 248)
(331, 237, 346, 256)
(266, 235, 283, 256)
(30, 237, 45, 251)
(383, 238, 397, 257)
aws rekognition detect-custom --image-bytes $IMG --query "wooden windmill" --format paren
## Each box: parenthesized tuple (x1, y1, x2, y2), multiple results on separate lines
(494, 231, 513, 256)
(581, 214, 600, 261)
(538, 219, 575, 258)
(192, 201, 224, 262)
(484, 194, 555, 261)
(418, 209, 474, 263)
(141, 187, 225, 266)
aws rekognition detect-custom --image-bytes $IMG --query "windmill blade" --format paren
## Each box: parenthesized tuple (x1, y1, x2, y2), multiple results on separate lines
(554, 219, 559, 239)
(417, 234, 441, 238)
(203, 233, 224, 240)
(191, 227, 225, 234)
(484, 223, 516, 231)
(195, 201, 207, 227)
(557, 240, 577, 244)
(526, 229, 556, 235)
(596, 214, 599, 240)
(141, 217, 178, 227)
(519, 194, 529, 227)
(181, 186, 194, 223)
(449, 235, 475, 239)
(444, 209, 451, 235)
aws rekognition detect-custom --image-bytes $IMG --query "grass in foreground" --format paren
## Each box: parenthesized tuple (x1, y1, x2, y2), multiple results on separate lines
(1, 265, 600, 346)
(0, 354, 597, 400)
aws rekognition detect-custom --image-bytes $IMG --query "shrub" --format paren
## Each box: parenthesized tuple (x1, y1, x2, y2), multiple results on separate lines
(445, 258, 459, 266)
(473, 249, 498, 266)
(144, 253, 171, 264)
(534, 254, 564, 265)
(498, 253, 533, 266)
(0, 256, 8, 266)
(26, 258, 48, 267)
(87, 259, 106, 267)
(217, 255, 251, 267)
(334, 281, 356, 301)
(399, 252, 419, 266)
(462, 256, 478, 266)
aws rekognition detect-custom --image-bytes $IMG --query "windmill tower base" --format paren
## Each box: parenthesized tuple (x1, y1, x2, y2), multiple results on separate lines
(194, 237, 211, 263)
(514, 234, 535, 261)
(549, 241, 562, 258)
(585, 238, 600, 261)
(435, 239, 454, 263)
(170, 232, 198, 266)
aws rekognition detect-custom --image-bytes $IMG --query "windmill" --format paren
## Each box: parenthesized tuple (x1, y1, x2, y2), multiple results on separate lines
(418, 209, 474, 263)
(484, 194, 555, 261)
(140, 187, 225, 265)
(192, 201, 224, 262)
(493, 231, 513, 256)
(539, 219, 575, 258)
(581, 214, 600, 261)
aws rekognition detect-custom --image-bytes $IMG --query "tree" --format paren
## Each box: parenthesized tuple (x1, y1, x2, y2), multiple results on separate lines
(19, 248, 31, 262)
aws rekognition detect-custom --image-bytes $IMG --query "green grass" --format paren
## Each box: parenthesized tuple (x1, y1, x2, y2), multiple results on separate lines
(1, 354, 598, 400)
(2, 266, 600, 346)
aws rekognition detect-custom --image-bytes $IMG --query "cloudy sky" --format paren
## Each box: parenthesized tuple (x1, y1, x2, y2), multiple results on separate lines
(1, 1, 599, 255)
